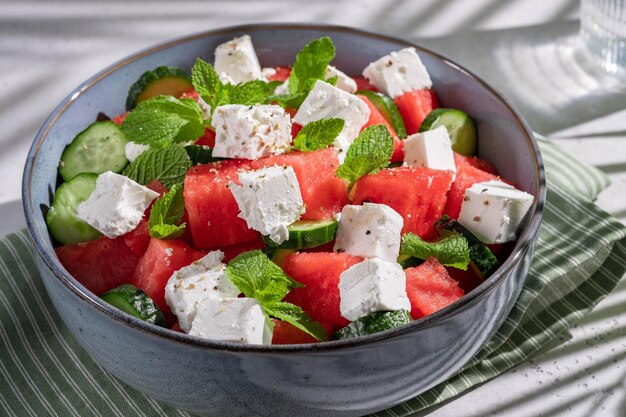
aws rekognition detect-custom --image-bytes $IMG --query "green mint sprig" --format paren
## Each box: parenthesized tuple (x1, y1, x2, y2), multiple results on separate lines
(148, 184, 186, 239)
(191, 58, 271, 115)
(293, 118, 344, 152)
(226, 250, 328, 341)
(121, 96, 206, 147)
(122, 144, 191, 188)
(270, 36, 336, 108)
(400, 232, 470, 270)
(336, 124, 394, 185)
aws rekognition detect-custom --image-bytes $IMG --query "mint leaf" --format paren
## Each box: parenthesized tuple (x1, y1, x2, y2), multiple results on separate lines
(289, 37, 335, 96)
(184, 145, 220, 165)
(336, 124, 394, 184)
(123, 144, 191, 188)
(191, 58, 224, 110)
(400, 232, 470, 270)
(268, 92, 307, 109)
(121, 96, 205, 147)
(226, 250, 301, 304)
(191, 58, 271, 115)
(225, 80, 271, 106)
(293, 118, 344, 151)
(148, 184, 186, 239)
(264, 301, 328, 342)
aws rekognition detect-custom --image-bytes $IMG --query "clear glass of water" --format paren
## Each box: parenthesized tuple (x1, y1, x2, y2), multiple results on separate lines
(580, 0, 626, 77)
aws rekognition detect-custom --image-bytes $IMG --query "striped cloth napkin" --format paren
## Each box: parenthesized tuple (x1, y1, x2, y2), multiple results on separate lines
(1, 136, 625, 417)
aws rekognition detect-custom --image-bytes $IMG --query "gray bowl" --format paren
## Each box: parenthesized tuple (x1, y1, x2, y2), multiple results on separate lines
(22, 24, 545, 417)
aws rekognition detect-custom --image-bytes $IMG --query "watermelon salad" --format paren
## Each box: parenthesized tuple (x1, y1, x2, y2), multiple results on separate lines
(47, 35, 534, 345)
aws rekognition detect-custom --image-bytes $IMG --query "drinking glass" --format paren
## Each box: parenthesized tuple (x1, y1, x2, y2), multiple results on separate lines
(580, 0, 626, 77)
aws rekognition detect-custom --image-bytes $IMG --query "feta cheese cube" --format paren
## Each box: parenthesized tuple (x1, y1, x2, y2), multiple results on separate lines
(363, 47, 432, 99)
(211, 104, 291, 160)
(189, 298, 273, 345)
(261, 67, 277, 79)
(124, 142, 149, 162)
(339, 258, 410, 321)
(76, 171, 159, 238)
(403, 126, 456, 178)
(293, 80, 370, 160)
(229, 165, 305, 244)
(165, 251, 240, 333)
(273, 79, 290, 96)
(325, 66, 357, 93)
(214, 35, 264, 84)
(458, 180, 534, 244)
(333, 203, 403, 262)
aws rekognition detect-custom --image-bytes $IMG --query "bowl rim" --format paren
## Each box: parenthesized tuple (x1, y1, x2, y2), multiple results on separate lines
(22, 22, 546, 354)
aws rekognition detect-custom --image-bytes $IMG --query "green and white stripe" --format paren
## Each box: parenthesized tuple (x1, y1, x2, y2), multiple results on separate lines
(0, 135, 624, 417)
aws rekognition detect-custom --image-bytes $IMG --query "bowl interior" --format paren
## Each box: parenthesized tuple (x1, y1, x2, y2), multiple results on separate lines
(24, 24, 544, 351)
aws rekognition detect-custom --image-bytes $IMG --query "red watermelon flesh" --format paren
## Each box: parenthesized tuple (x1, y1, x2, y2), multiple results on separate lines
(268, 66, 291, 82)
(195, 128, 216, 148)
(352, 167, 454, 240)
(222, 238, 266, 263)
(443, 163, 498, 219)
(119, 218, 151, 258)
(271, 319, 331, 344)
(445, 265, 483, 294)
(111, 112, 128, 126)
(283, 252, 362, 332)
(454, 153, 498, 175)
(394, 89, 439, 135)
(55, 237, 139, 296)
(357, 94, 404, 162)
(184, 158, 259, 249)
(353, 76, 377, 92)
(131, 238, 206, 316)
(405, 258, 464, 319)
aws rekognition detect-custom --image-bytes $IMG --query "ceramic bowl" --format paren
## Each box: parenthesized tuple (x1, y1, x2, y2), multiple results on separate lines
(23, 24, 545, 417)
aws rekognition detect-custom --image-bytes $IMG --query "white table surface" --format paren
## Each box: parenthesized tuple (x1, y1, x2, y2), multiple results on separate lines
(2, 1, 625, 416)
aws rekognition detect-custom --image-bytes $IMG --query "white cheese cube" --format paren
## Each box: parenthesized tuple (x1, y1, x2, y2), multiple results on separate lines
(124, 142, 149, 162)
(214, 35, 264, 84)
(333, 203, 404, 262)
(458, 180, 534, 244)
(325, 66, 357, 93)
(403, 126, 456, 178)
(76, 171, 159, 238)
(293, 80, 370, 161)
(339, 258, 411, 321)
(189, 298, 273, 345)
(211, 104, 291, 160)
(165, 251, 240, 333)
(273, 79, 290, 96)
(363, 47, 432, 99)
(261, 67, 277, 79)
(229, 165, 305, 244)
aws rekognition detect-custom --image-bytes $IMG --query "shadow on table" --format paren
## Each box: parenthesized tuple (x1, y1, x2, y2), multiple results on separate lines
(409, 278, 626, 417)
(415, 21, 626, 135)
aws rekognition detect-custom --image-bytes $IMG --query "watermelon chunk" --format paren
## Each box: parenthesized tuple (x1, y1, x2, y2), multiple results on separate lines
(454, 152, 498, 175)
(352, 167, 454, 240)
(119, 218, 151, 258)
(405, 258, 464, 319)
(56, 237, 139, 296)
(445, 266, 483, 294)
(443, 163, 498, 219)
(283, 252, 362, 332)
(184, 158, 259, 249)
(195, 128, 216, 148)
(251, 148, 349, 221)
(131, 238, 206, 316)
(111, 112, 128, 126)
(271, 319, 331, 345)
(358, 94, 403, 162)
(268, 66, 291, 82)
(394, 89, 439, 134)
(222, 238, 265, 263)
(353, 76, 377, 92)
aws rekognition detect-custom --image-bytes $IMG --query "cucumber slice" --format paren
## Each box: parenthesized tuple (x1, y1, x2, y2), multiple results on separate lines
(101, 284, 165, 326)
(263, 219, 338, 249)
(333, 310, 412, 340)
(58, 121, 129, 181)
(46, 173, 102, 245)
(419, 109, 477, 156)
(435, 216, 499, 279)
(357, 90, 407, 138)
(397, 254, 423, 269)
(126, 66, 193, 110)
